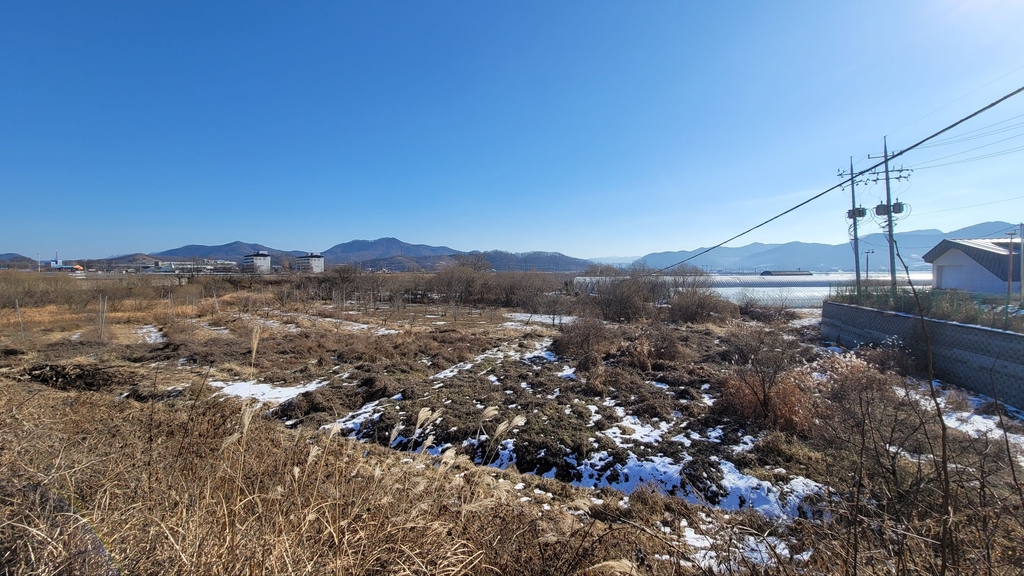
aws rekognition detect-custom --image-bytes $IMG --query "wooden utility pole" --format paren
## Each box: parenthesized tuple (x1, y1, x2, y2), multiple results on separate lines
(867, 138, 910, 293)
(882, 138, 897, 290)
(848, 157, 863, 295)
(1008, 231, 1017, 327)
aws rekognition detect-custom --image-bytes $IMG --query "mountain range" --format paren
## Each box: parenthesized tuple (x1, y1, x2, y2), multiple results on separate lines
(637, 222, 1019, 272)
(151, 238, 594, 272)
(1, 221, 1017, 273)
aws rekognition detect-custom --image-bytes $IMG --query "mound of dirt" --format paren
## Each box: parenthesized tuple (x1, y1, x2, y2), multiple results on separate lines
(23, 364, 140, 392)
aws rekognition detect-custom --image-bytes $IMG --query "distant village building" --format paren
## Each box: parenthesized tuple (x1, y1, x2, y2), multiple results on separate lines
(47, 252, 81, 271)
(242, 251, 272, 274)
(296, 253, 325, 274)
(923, 238, 1021, 294)
(210, 260, 238, 274)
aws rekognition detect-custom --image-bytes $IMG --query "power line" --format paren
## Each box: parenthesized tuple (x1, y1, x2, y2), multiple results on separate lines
(913, 195, 1024, 215)
(654, 84, 1024, 273)
(908, 144, 1024, 170)
(916, 118, 1024, 148)
(887, 62, 1024, 137)
(926, 111, 1024, 142)
(909, 130, 1024, 167)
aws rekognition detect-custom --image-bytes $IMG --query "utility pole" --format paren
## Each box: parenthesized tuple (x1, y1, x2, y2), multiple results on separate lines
(864, 250, 874, 282)
(1007, 230, 1017, 327)
(882, 138, 896, 290)
(867, 137, 912, 293)
(839, 157, 866, 296)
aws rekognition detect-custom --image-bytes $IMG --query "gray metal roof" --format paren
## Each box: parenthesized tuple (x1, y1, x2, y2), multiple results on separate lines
(922, 239, 1021, 282)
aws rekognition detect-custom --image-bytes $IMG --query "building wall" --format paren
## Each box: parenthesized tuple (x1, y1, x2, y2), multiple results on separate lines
(932, 249, 1015, 294)
(821, 301, 1024, 409)
(297, 257, 324, 273)
(243, 256, 271, 273)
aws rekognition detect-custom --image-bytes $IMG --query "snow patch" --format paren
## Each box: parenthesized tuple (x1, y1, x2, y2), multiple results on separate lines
(210, 379, 328, 404)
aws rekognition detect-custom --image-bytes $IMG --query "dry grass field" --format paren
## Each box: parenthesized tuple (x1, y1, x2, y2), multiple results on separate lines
(2, 270, 1023, 575)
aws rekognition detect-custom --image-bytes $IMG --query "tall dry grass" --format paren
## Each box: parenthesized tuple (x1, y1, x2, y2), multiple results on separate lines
(0, 383, 674, 575)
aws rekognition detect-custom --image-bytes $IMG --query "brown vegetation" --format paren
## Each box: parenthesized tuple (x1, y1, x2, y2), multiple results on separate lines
(1, 270, 1022, 574)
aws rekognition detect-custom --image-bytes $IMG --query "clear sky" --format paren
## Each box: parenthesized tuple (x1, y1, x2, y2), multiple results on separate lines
(2, 1, 1023, 260)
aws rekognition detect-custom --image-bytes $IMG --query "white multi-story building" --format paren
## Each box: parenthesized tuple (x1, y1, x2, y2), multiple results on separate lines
(296, 253, 325, 274)
(242, 251, 271, 274)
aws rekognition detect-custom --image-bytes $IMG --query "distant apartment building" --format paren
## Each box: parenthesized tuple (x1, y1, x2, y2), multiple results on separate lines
(242, 251, 272, 274)
(296, 252, 325, 274)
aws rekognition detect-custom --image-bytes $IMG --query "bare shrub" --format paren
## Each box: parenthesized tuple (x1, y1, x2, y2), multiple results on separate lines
(738, 296, 797, 324)
(430, 264, 483, 320)
(666, 269, 738, 324)
(855, 341, 920, 376)
(551, 317, 613, 361)
(800, 351, 1024, 574)
(720, 371, 812, 433)
(589, 267, 668, 322)
(487, 271, 557, 309)
(616, 322, 696, 371)
(718, 327, 807, 431)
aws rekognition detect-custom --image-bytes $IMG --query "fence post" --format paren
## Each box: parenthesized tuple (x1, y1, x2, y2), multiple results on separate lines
(15, 299, 24, 341)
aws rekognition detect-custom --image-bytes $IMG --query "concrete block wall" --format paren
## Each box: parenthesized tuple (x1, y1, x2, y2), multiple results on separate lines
(822, 302, 1024, 410)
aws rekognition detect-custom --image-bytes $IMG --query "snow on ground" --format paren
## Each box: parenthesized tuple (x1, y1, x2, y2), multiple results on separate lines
(895, 380, 1024, 465)
(740, 535, 795, 567)
(601, 415, 671, 448)
(239, 315, 300, 333)
(788, 308, 822, 328)
(137, 325, 167, 344)
(432, 338, 557, 380)
(505, 312, 578, 326)
(324, 399, 387, 438)
(732, 435, 757, 454)
(328, 319, 401, 336)
(710, 459, 824, 520)
(257, 310, 402, 335)
(200, 323, 231, 334)
(555, 365, 577, 379)
(491, 439, 517, 469)
(209, 379, 328, 404)
(568, 451, 689, 494)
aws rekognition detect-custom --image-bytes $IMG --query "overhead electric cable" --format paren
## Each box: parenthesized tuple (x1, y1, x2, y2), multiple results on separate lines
(888, 62, 1024, 137)
(916, 119, 1024, 148)
(914, 196, 1024, 216)
(917, 111, 1024, 145)
(909, 131, 1024, 166)
(653, 84, 1024, 274)
(908, 144, 1024, 170)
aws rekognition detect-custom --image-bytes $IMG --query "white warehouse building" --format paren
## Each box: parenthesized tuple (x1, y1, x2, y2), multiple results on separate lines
(923, 238, 1021, 295)
(242, 251, 272, 274)
(297, 253, 325, 274)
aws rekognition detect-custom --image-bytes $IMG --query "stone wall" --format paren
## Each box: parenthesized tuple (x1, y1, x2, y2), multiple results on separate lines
(821, 301, 1024, 409)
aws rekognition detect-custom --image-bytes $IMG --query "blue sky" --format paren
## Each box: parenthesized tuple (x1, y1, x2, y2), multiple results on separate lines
(2, 1, 1023, 260)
